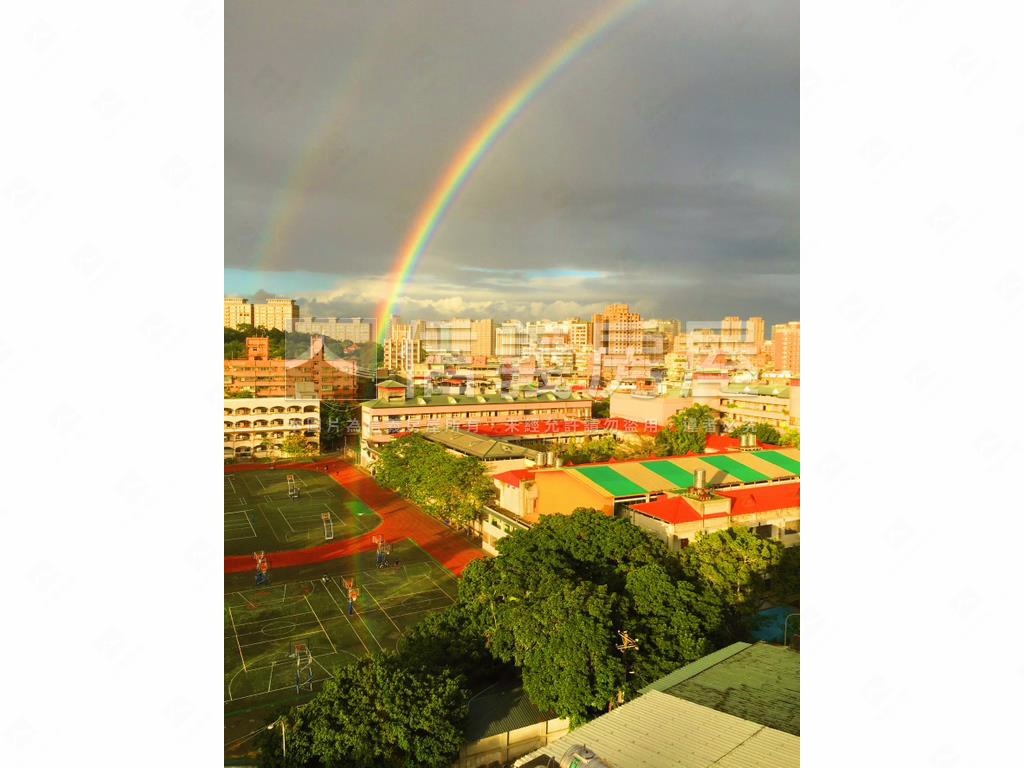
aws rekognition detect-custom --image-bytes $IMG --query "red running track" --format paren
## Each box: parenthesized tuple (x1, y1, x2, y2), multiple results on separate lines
(224, 459, 487, 577)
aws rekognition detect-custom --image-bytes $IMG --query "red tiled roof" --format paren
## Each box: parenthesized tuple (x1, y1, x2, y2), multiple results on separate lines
(472, 417, 661, 438)
(491, 468, 536, 487)
(630, 496, 702, 524)
(717, 482, 800, 514)
(629, 481, 800, 524)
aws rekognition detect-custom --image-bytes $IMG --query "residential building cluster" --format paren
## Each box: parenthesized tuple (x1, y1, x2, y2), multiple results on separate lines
(224, 336, 358, 400)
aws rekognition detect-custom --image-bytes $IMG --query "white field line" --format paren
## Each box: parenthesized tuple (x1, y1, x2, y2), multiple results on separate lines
(267, 661, 275, 692)
(227, 607, 247, 672)
(361, 584, 403, 636)
(277, 507, 296, 533)
(322, 578, 371, 656)
(304, 594, 338, 654)
(426, 573, 457, 601)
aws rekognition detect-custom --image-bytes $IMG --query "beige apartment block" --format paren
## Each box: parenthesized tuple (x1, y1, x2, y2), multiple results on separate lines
(252, 298, 299, 331)
(224, 297, 254, 328)
(224, 396, 320, 460)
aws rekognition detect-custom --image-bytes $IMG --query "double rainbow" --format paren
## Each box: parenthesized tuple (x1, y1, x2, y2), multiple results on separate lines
(376, 0, 645, 343)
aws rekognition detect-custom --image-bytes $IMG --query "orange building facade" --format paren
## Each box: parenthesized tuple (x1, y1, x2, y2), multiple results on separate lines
(224, 336, 358, 400)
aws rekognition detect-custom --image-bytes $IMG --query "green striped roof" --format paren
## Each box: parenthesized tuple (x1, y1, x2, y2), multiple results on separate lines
(754, 450, 800, 475)
(700, 454, 770, 483)
(640, 460, 695, 489)
(574, 466, 647, 496)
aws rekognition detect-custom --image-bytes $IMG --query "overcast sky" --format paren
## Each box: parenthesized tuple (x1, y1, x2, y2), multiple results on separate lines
(226, 0, 798, 328)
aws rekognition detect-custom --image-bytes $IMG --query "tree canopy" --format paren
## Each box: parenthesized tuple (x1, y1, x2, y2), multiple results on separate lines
(681, 526, 784, 639)
(374, 435, 495, 529)
(258, 654, 467, 768)
(729, 422, 782, 446)
(457, 509, 724, 723)
(655, 404, 718, 457)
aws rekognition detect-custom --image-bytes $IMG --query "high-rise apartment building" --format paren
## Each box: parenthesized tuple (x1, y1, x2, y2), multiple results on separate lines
(421, 318, 474, 355)
(771, 321, 800, 374)
(252, 298, 299, 331)
(224, 297, 254, 328)
(382, 336, 422, 373)
(292, 317, 373, 343)
(721, 316, 744, 343)
(592, 304, 643, 354)
(746, 316, 765, 353)
(470, 318, 495, 357)
(569, 320, 591, 351)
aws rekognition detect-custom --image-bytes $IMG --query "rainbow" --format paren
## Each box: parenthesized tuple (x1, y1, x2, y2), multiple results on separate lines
(376, 0, 645, 343)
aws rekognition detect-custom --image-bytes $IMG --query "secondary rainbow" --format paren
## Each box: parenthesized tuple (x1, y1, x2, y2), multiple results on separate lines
(376, 0, 645, 343)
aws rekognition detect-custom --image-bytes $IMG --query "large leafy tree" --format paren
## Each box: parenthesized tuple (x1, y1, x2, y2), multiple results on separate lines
(556, 435, 619, 465)
(729, 422, 781, 446)
(681, 526, 784, 638)
(260, 655, 467, 768)
(374, 435, 495, 528)
(655, 404, 718, 457)
(614, 436, 658, 460)
(281, 432, 309, 456)
(779, 427, 800, 448)
(457, 510, 724, 722)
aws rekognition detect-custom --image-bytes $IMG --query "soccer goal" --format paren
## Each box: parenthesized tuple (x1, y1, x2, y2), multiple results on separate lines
(321, 512, 334, 540)
(287, 474, 299, 499)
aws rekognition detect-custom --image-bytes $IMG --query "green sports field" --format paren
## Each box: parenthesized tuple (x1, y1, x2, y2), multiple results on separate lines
(223, 470, 380, 557)
(224, 541, 459, 759)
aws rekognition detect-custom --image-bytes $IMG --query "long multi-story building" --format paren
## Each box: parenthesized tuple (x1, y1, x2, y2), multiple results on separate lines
(224, 336, 358, 400)
(223, 397, 320, 460)
(224, 297, 299, 331)
(360, 380, 592, 465)
(292, 317, 373, 343)
(252, 298, 299, 332)
(771, 321, 800, 374)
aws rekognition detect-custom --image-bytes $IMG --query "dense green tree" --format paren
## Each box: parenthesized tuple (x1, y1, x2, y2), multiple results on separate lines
(256, 706, 320, 768)
(770, 544, 800, 605)
(681, 527, 784, 637)
(320, 401, 358, 452)
(374, 435, 495, 528)
(623, 564, 722, 683)
(557, 435, 619, 465)
(281, 433, 309, 456)
(614, 436, 658, 460)
(399, 602, 508, 688)
(729, 422, 782, 446)
(779, 427, 800, 448)
(264, 655, 467, 768)
(457, 510, 724, 722)
(655, 404, 717, 457)
(591, 400, 610, 418)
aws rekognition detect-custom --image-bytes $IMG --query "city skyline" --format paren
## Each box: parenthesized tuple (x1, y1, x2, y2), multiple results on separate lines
(226, 0, 799, 330)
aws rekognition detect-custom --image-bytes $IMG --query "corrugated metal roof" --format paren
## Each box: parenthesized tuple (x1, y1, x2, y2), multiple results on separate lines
(655, 643, 800, 737)
(464, 685, 558, 741)
(422, 430, 540, 460)
(640, 643, 751, 694)
(522, 692, 798, 768)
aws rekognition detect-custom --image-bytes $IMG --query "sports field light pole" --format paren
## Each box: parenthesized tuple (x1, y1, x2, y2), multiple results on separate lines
(268, 716, 286, 758)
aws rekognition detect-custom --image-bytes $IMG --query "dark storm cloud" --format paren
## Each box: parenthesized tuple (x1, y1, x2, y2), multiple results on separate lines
(226, 0, 798, 327)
